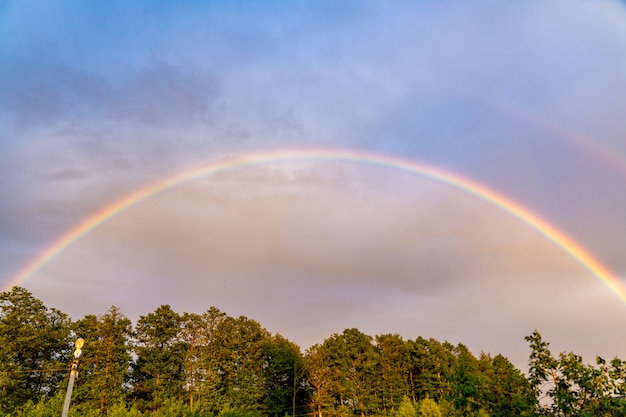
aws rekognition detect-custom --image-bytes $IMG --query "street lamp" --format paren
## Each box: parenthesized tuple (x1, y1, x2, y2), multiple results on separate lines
(61, 338, 84, 417)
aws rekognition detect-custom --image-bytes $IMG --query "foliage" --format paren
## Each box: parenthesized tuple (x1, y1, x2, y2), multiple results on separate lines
(0, 287, 72, 414)
(304, 343, 334, 417)
(525, 329, 626, 417)
(479, 353, 535, 417)
(258, 334, 305, 417)
(395, 396, 417, 417)
(105, 401, 144, 417)
(11, 392, 65, 417)
(417, 398, 442, 417)
(376, 334, 410, 410)
(6, 286, 626, 417)
(72, 306, 134, 414)
(131, 305, 185, 411)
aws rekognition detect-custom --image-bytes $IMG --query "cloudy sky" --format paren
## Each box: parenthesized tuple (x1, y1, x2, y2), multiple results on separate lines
(2, 0, 626, 369)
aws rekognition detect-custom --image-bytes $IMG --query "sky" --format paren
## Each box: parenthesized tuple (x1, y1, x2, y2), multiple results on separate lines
(2, 0, 626, 370)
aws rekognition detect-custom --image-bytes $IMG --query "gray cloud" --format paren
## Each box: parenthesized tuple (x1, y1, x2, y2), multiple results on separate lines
(2, 0, 626, 370)
(0, 60, 217, 128)
(39, 167, 89, 182)
(21, 163, 623, 368)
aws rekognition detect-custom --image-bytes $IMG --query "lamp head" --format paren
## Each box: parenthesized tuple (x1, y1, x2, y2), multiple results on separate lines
(75, 338, 84, 349)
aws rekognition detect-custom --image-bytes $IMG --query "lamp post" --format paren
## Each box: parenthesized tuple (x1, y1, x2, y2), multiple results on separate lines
(61, 338, 84, 417)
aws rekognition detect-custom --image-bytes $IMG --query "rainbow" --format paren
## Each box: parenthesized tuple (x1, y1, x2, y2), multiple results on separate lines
(7, 148, 626, 302)
(423, 80, 626, 178)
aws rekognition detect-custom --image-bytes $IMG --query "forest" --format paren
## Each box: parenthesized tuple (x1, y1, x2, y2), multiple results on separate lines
(1, 286, 626, 417)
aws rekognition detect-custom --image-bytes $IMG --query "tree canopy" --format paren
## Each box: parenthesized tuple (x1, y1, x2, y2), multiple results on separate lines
(1, 286, 624, 417)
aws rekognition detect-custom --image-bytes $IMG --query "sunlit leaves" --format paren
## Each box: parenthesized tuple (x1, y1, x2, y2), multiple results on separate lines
(72, 306, 133, 414)
(0, 287, 71, 414)
(7, 286, 626, 417)
(525, 330, 626, 416)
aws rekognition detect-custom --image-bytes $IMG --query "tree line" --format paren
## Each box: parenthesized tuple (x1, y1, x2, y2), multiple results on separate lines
(1, 286, 626, 417)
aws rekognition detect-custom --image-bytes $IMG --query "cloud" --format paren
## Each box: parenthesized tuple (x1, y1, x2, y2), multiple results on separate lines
(2, 0, 626, 371)
(22, 162, 620, 366)
(0, 60, 217, 128)
(39, 167, 88, 182)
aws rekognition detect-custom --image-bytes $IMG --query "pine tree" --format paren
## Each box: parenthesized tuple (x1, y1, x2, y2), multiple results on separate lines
(131, 305, 184, 411)
(72, 306, 133, 414)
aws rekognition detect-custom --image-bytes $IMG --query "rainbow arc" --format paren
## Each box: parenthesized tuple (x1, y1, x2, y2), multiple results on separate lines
(7, 148, 625, 302)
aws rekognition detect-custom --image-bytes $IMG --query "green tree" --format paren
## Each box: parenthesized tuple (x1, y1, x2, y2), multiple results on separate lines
(342, 328, 377, 416)
(211, 314, 270, 411)
(375, 334, 410, 411)
(525, 330, 626, 416)
(304, 343, 334, 417)
(449, 344, 485, 416)
(0, 287, 72, 414)
(72, 306, 133, 414)
(417, 397, 443, 417)
(105, 400, 143, 417)
(407, 338, 456, 402)
(195, 307, 230, 413)
(131, 304, 184, 411)
(320, 329, 377, 416)
(396, 395, 417, 417)
(11, 392, 67, 417)
(258, 334, 305, 417)
(319, 332, 349, 414)
(180, 312, 208, 413)
(480, 353, 535, 417)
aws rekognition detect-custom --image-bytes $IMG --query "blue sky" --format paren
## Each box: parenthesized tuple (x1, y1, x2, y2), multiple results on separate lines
(2, 0, 626, 369)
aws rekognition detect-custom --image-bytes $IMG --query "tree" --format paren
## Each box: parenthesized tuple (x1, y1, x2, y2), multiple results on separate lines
(319, 332, 349, 414)
(407, 338, 456, 402)
(319, 329, 377, 416)
(525, 330, 626, 416)
(72, 306, 133, 414)
(258, 334, 305, 417)
(304, 343, 334, 417)
(375, 334, 411, 411)
(480, 353, 535, 417)
(0, 287, 72, 414)
(449, 344, 485, 415)
(180, 312, 208, 412)
(416, 397, 442, 417)
(396, 395, 417, 417)
(131, 305, 184, 411)
(194, 307, 230, 413)
(341, 328, 378, 416)
(210, 314, 270, 411)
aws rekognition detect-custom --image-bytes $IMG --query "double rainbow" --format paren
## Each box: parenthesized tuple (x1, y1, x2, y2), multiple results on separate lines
(7, 148, 625, 302)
